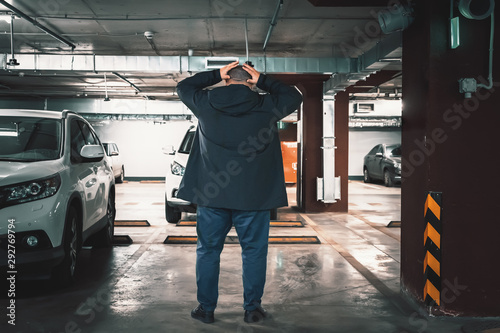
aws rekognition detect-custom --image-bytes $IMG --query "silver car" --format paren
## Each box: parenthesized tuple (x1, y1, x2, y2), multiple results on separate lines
(103, 142, 125, 183)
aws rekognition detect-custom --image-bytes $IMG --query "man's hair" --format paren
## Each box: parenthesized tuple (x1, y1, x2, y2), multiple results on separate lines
(227, 66, 251, 82)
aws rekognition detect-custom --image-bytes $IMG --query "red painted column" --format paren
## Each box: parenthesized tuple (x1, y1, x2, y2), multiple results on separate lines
(298, 81, 348, 213)
(333, 91, 349, 212)
(297, 80, 323, 212)
(272, 74, 348, 213)
(401, 0, 500, 316)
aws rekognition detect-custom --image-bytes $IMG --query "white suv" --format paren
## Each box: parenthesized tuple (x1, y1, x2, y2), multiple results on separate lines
(0, 110, 115, 285)
(163, 125, 196, 223)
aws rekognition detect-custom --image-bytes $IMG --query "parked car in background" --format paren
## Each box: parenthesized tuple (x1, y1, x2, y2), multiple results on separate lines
(163, 125, 197, 223)
(363, 143, 402, 187)
(163, 125, 279, 223)
(103, 142, 124, 183)
(0, 110, 115, 286)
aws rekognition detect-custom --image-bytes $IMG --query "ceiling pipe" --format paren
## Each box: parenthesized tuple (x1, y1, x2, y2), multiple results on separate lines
(103, 72, 110, 101)
(8, 13, 19, 66)
(263, 0, 283, 52)
(0, 0, 76, 49)
(112, 71, 155, 100)
(112, 72, 142, 93)
(244, 18, 249, 63)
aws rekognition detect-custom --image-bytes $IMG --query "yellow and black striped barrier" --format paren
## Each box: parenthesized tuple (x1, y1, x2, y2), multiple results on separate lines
(424, 192, 442, 306)
(164, 235, 321, 245)
(114, 220, 151, 227)
(176, 220, 304, 228)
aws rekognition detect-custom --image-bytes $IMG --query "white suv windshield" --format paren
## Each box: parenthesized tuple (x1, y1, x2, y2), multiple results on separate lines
(178, 131, 195, 154)
(0, 116, 62, 162)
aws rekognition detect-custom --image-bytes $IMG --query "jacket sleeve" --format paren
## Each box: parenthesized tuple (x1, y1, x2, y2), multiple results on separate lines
(176, 70, 222, 117)
(256, 74, 303, 120)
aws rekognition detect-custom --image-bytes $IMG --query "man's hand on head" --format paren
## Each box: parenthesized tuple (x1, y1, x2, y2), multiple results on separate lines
(220, 61, 240, 81)
(243, 64, 260, 85)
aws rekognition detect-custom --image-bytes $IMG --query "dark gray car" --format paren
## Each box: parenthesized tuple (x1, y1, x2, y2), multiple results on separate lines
(363, 144, 401, 187)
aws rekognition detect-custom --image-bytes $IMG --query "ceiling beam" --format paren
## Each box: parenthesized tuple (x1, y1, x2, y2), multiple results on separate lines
(308, 0, 389, 7)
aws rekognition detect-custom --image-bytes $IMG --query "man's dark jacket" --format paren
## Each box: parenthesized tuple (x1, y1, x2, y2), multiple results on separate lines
(176, 69, 303, 210)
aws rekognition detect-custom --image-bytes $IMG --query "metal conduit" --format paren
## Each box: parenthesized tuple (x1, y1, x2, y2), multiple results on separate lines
(263, 0, 283, 52)
(0, 0, 76, 49)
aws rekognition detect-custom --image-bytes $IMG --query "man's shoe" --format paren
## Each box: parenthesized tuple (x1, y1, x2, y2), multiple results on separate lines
(244, 305, 268, 323)
(191, 304, 214, 324)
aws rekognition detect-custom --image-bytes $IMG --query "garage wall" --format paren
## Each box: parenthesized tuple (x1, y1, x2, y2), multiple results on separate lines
(90, 119, 195, 180)
(348, 99, 402, 178)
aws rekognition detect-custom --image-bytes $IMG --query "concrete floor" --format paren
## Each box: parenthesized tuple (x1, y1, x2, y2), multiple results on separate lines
(1, 181, 497, 332)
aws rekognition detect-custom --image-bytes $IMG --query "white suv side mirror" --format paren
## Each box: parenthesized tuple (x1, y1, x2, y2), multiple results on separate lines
(162, 145, 176, 155)
(81, 145, 105, 160)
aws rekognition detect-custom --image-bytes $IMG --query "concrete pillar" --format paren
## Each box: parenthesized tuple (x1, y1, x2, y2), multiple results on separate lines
(297, 80, 348, 213)
(401, 0, 500, 316)
(298, 80, 324, 212)
(272, 74, 347, 213)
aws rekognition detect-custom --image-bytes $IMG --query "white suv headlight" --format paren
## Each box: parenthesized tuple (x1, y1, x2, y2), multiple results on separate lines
(0, 174, 61, 208)
(171, 161, 185, 176)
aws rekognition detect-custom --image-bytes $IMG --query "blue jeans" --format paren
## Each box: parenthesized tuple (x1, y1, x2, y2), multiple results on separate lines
(195, 206, 270, 312)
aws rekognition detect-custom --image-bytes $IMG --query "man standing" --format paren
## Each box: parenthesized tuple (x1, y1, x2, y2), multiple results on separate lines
(176, 61, 302, 324)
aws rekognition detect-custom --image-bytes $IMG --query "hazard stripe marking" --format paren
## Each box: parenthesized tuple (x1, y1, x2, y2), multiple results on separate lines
(114, 220, 151, 227)
(163, 235, 321, 244)
(176, 220, 304, 228)
(424, 251, 440, 276)
(424, 194, 441, 220)
(424, 280, 441, 306)
(423, 222, 441, 249)
(424, 192, 442, 307)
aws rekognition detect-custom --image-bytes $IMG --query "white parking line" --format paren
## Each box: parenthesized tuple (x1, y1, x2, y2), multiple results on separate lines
(361, 184, 381, 190)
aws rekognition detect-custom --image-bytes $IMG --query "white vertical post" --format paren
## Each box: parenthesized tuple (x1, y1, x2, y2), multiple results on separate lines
(317, 98, 340, 203)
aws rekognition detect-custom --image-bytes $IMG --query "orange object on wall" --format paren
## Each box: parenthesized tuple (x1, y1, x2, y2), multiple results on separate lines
(281, 141, 297, 184)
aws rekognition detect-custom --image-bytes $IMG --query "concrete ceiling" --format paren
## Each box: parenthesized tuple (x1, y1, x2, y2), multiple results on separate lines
(0, 0, 402, 101)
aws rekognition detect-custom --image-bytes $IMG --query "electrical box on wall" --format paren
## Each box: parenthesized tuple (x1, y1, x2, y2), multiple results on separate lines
(459, 78, 477, 98)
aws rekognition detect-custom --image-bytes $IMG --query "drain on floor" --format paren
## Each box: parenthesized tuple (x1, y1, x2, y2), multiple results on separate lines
(176, 220, 304, 227)
(114, 220, 151, 227)
(113, 235, 133, 245)
(164, 235, 320, 244)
